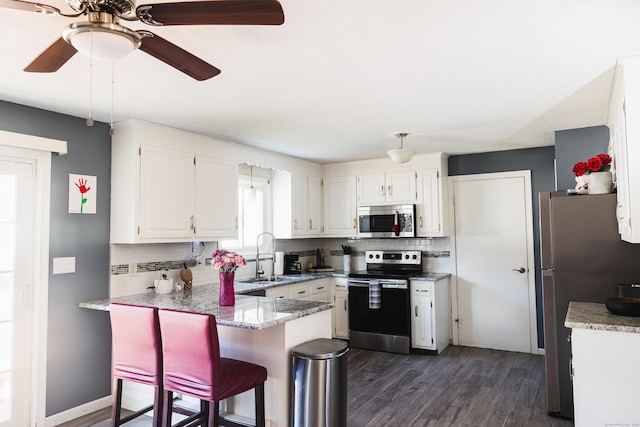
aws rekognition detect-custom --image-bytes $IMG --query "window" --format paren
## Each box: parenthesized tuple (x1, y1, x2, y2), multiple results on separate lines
(220, 172, 272, 253)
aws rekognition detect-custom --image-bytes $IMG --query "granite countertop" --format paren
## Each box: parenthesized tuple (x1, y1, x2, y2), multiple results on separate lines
(411, 273, 451, 281)
(565, 301, 640, 334)
(79, 284, 333, 330)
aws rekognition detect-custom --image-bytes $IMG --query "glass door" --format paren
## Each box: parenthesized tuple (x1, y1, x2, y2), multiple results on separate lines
(0, 157, 35, 427)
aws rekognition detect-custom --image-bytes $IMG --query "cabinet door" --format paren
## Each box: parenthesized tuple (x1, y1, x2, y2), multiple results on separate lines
(333, 290, 349, 339)
(323, 176, 357, 237)
(387, 171, 417, 203)
(195, 156, 238, 239)
(139, 146, 194, 240)
(357, 173, 386, 204)
(292, 175, 308, 235)
(307, 176, 323, 235)
(416, 169, 441, 236)
(412, 295, 434, 349)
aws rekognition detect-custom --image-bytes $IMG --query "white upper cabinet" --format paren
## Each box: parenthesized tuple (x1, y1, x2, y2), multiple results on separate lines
(416, 168, 446, 237)
(273, 171, 323, 238)
(357, 171, 417, 205)
(111, 127, 238, 243)
(608, 58, 640, 243)
(195, 155, 238, 239)
(323, 176, 357, 237)
(324, 152, 449, 237)
(138, 146, 195, 240)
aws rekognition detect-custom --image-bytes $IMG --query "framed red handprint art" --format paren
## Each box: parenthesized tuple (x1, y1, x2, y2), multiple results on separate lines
(68, 174, 97, 214)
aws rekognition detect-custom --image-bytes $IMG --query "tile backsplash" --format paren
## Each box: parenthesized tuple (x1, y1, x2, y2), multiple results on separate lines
(109, 237, 450, 297)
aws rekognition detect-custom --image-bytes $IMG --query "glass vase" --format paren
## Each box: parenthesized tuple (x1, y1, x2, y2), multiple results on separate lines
(219, 271, 235, 306)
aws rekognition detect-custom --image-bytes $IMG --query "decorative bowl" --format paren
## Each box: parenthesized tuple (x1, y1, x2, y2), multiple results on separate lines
(605, 297, 640, 317)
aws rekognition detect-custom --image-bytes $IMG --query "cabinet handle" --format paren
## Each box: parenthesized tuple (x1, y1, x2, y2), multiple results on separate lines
(235, 217, 239, 229)
(190, 215, 194, 230)
(344, 300, 347, 310)
(309, 219, 312, 230)
(298, 290, 306, 295)
(381, 185, 385, 195)
(415, 305, 418, 317)
(294, 219, 298, 228)
(419, 216, 423, 228)
(353, 218, 357, 229)
(388, 185, 392, 196)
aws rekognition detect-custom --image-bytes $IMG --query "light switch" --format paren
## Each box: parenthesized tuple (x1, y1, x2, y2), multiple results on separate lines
(53, 257, 76, 274)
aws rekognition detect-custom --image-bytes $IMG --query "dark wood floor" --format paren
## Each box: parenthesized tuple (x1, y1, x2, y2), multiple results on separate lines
(60, 345, 573, 427)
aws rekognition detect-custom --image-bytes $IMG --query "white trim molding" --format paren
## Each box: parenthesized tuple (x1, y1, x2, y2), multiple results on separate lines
(0, 130, 67, 155)
(45, 396, 112, 426)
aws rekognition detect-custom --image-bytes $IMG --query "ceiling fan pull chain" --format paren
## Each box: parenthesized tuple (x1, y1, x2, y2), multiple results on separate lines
(110, 62, 115, 135)
(86, 29, 94, 127)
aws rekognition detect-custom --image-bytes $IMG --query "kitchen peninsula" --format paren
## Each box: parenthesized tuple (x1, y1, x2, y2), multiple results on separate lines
(80, 284, 333, 427)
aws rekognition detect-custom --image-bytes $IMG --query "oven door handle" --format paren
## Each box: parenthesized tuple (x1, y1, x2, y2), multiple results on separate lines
(347, 279, 371, 287)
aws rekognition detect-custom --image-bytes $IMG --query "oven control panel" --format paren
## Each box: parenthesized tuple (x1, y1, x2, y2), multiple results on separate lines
(365, 250, 422, 265)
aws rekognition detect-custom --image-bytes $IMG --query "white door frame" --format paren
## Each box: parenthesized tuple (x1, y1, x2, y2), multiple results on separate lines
(0, 131, 63, 426)
(448, 170, 538, 354)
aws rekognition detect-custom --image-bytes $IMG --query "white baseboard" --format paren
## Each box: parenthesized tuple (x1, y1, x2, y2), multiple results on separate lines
(46, 395, 111, 427)
(537, 347, 545, 356)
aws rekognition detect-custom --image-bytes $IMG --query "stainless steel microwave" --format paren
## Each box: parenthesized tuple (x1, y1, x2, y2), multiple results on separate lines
(357, 205, 416, 238)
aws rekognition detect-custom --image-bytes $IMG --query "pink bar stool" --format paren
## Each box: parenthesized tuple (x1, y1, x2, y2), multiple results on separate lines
(158, 309, 267, 427)
(109, 303, 164, 427)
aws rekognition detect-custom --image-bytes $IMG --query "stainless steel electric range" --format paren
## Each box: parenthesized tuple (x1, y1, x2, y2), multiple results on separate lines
(347, 250, 422, 354)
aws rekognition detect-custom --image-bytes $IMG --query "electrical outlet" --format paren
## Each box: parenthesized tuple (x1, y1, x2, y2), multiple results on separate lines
(129, 263, 137, 276)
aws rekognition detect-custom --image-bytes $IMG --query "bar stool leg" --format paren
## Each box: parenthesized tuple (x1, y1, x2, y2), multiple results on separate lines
(255, 384, 265, 427)
(111, 378, 124, 427)
(163, 390, 174, 427)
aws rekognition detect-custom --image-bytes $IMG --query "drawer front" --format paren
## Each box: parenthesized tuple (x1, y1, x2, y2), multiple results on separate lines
(411, 281, 433, 296)
(265, 286, 291, 300)
(288, 283, 312, 299)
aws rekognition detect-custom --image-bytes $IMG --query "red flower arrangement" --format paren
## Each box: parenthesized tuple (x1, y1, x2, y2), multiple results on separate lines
(572, 153, 612, 177)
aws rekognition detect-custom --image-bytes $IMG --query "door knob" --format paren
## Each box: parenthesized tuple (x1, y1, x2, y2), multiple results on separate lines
(512, 267, 526, 273)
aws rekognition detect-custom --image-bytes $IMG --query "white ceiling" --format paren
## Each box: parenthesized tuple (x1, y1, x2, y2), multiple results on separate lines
(1, 0, 640, 164)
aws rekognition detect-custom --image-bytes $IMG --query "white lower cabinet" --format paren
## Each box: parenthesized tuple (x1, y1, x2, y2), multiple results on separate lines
(571, 327, 640, 425)
(265, 278, 331, 302)
(332, 278, 349, 339)
(410, 278, 450, 353)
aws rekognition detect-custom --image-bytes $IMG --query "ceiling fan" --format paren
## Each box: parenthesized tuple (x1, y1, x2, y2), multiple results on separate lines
(1, 0, 284, 80)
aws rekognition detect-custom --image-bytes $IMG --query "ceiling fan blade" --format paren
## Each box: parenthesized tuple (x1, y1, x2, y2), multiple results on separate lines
(139, 33, 221, 81)
(24, 37, 77, 72)
(0, 0, 46, 12)
(136, 0, 284, 26)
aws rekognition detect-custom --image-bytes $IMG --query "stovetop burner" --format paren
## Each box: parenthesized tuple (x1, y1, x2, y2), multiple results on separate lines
(348, 250, 422, 280)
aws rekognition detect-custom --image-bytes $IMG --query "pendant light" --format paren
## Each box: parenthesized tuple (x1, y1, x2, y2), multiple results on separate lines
(244, 165, 257, 204)
(387, 132, 415, 164)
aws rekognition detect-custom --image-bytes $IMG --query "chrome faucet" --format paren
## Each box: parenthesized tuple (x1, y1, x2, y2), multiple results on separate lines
(256, 232, 276, 279)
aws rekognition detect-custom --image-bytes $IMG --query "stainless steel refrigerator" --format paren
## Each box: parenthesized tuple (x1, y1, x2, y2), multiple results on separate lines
(539, 191, 640, 419)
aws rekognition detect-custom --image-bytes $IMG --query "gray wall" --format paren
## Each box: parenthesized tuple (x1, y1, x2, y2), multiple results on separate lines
(448, 146, 556, 349)
(0, 100, 112, 416)
(555, 125, 610, 190)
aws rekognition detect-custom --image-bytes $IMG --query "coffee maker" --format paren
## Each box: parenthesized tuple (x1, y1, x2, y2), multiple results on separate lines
(284, 254, 302, 275)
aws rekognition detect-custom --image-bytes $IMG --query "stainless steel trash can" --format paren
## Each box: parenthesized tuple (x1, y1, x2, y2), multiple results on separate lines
(291, 338, 349, 427)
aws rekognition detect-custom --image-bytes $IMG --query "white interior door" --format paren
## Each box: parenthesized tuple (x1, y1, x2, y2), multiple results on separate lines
(450, 171, 536, 353)
(0, 157, 35, 427)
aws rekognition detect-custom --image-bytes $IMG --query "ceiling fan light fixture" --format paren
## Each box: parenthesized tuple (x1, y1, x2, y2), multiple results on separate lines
(387, 133, 414, 164)
(63, 16, 141, 61)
